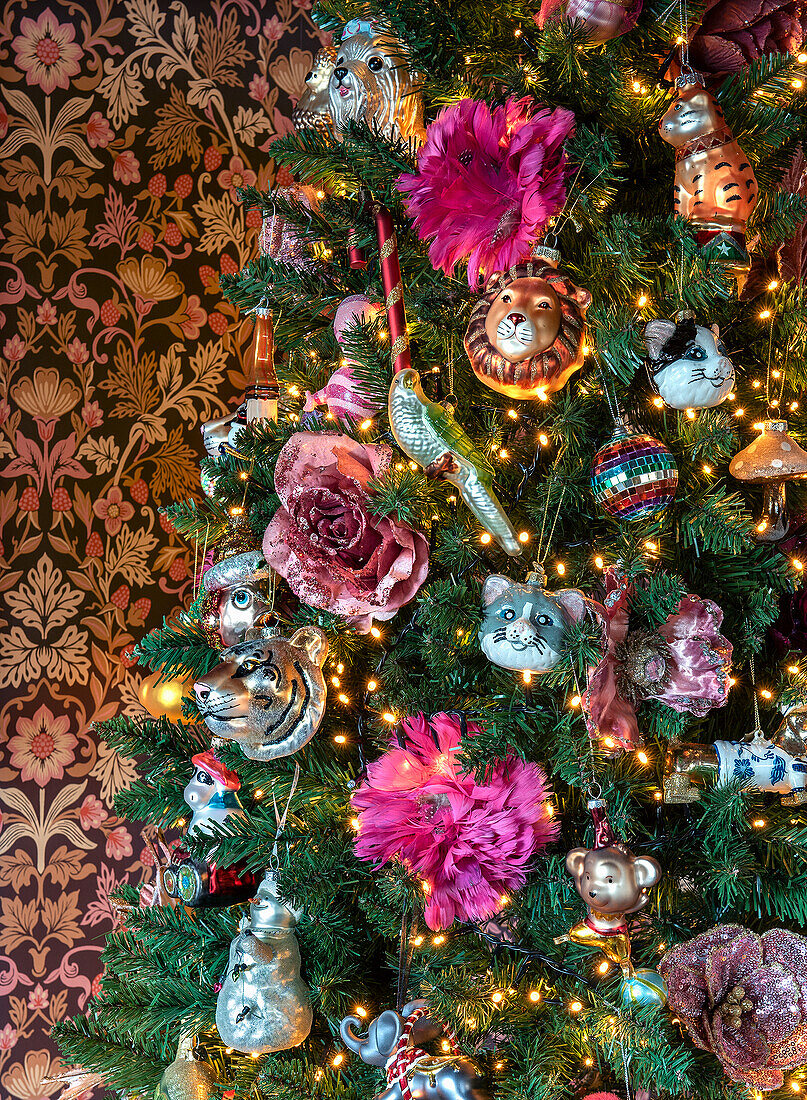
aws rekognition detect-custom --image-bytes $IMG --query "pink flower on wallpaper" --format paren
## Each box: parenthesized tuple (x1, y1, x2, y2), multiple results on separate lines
(79, 794, 107, 830)
(217, 155, 257, 200)
(81, 401, 103, 427)
(105, 826, 133, 860)
(93, 487, 134, 536)
(8, 705, 77, 787)
(36, 299, 56, 324)
(27, 985, 49, 1010)
(12, 8, 84, 95)
(66, 337, 89, 365)
(0, 1024, 17, 1051)
(178, 294, 207, 339)
(113, 149, 141, 185)
(3, 335, 26, 362)
(264, 15, 286, 39)
(249, 74, 271, 101)
(86, 110, 113, 148)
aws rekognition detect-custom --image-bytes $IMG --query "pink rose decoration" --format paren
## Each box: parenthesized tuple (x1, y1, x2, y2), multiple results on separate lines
(689, 0, 807, 75)
(262, 432, 429, 632)
(352, 712, 560, 930)
(660, 924, 807, 1089)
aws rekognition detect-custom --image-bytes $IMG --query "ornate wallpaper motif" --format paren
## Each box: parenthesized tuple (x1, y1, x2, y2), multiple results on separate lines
(0, 3, 323, 1095)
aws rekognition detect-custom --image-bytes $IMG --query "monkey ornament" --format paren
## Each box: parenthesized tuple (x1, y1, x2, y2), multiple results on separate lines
(555, 799, 667, 1008)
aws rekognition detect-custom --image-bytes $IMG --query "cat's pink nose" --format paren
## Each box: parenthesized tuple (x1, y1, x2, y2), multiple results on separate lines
(508, 313, 526, 326)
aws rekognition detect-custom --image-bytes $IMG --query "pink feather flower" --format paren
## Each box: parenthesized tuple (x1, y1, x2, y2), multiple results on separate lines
(398, 96, 575, 286)
(352, 712, 560, 930)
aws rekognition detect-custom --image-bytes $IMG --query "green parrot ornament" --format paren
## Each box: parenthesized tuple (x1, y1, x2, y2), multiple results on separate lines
(389, 369, 522, 556)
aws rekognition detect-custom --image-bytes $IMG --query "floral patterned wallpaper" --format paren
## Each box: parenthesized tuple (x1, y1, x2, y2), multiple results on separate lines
(0, 2, 323, 1095)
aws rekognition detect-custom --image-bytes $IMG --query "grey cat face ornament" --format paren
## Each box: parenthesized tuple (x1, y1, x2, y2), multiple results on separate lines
(479, 572, 594, 673)
(644, 315, 735, 411)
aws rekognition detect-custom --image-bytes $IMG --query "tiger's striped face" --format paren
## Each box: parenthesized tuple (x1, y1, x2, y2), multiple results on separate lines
(658, 86, 724, 147)
(194, 627, 328, 761)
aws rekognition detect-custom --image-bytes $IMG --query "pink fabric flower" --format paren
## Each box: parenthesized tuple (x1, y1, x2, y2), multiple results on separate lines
(12, 8, 83, 95)
(86, 110, 114, 148)
(262, 432, 429, 632)
(582, 567, 732, 749)
(0, 1024, 17, 1051)
(8, 705, 77, 786)
(79, 794, 107, 830)
(660, 924, 807, 1089)
(105, 826, 133, 860)
(93, 486, 135, 535)
(113, 150, 141, 186)
(398, 96, 575, 285)
(217, 155, 257, 200)
(352, 712, 559, 930)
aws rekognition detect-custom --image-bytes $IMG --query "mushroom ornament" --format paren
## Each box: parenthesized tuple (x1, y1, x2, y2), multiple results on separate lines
(729, 420, 807, 541)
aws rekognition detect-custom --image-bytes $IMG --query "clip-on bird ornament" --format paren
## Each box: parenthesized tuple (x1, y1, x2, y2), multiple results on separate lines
(389, 369, 522, 556)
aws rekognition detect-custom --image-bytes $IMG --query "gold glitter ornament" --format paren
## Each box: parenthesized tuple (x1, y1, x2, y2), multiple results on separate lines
(153, 1034, 219, 1100)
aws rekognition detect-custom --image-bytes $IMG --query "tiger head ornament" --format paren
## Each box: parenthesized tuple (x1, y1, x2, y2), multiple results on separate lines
(194, 625, 328, 761)
(328, 18, 426, 144)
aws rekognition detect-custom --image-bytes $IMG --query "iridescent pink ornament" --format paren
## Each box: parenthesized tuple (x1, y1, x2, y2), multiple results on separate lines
(259, 185, 320, 269)
(352, 711, 559, 930)
(536, 0, 642, 41)
(303, 295, 385, 422)
(660, 924, 807, 1090)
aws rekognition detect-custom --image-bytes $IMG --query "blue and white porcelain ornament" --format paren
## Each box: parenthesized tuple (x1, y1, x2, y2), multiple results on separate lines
(644, 313, 735, 411)
(665, 704, 807, 805)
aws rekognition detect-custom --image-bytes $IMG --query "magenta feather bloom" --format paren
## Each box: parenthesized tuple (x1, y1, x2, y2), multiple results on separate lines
(352, 712, 560, 930)
(398, 96, 576, 286)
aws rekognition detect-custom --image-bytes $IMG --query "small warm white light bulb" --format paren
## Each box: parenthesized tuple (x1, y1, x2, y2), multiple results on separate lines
(529, 990, 541, 1003)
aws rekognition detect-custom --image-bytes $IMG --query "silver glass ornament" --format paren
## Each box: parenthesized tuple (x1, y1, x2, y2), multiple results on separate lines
(194, 625, 328, 761)
(389, 369, 521, 556)
(341, 1000, 491, 1100)
(216, 871, 313, 1054)
(154, 1034, 218, 1100)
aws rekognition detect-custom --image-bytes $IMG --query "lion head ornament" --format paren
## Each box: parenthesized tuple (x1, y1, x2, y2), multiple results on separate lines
(464, 261, 592, 400)
(193, 625, 328, 761)
(328, 18, 426, 144)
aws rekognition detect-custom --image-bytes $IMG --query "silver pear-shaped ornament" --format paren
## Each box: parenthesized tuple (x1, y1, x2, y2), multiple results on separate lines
(215, 870, 312, 1054)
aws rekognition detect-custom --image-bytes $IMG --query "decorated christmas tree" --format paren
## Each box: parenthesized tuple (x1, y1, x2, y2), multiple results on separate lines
(53, 1, 807, 1098)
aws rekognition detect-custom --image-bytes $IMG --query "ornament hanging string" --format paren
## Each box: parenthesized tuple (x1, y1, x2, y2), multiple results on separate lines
(269, 763, 301, 871)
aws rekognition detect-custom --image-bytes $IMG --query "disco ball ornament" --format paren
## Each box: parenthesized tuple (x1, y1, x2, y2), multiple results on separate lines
(591, 421, 678, 521)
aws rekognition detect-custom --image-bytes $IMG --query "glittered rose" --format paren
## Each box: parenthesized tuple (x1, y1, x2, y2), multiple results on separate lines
(660, 924, 807, 1090)
(690, 0, 807, 75)
(262, 432, 429, 632)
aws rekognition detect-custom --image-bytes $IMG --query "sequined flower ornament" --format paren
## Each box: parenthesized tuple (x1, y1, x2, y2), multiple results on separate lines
(352, 712, 559, 929)
(262, 432, 429, 632)
(659, 924, 807, 1090)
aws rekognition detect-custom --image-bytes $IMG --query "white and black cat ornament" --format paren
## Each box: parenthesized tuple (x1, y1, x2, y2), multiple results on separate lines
(644, 314, 735, 411)
(479, 567, 598, 674)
